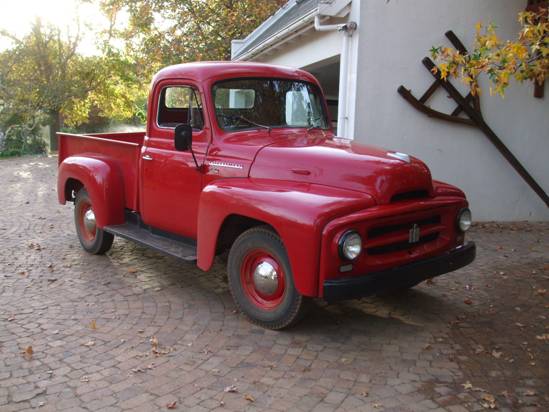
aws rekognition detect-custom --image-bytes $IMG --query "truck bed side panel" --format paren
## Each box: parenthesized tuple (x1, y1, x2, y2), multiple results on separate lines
(58, 132, 145, 211)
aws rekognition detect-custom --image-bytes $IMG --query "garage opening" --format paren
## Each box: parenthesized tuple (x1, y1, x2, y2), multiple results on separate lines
(302, 56, 340, 132)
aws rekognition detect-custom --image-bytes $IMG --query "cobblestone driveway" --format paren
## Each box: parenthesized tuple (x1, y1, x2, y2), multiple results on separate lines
(0, 155, 548, 412)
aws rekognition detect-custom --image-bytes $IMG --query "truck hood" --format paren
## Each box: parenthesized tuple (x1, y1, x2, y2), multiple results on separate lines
(249, 136, 433, 204)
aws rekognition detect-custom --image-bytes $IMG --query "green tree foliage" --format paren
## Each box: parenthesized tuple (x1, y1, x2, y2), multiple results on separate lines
(98, 0, 285, 76)
(0, 124, 47, 157)
(0, 19, 144, 150)
(0, 20, 96, 150)
(0, 1, 284, 154)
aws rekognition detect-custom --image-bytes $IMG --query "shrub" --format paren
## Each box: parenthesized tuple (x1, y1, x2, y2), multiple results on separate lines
(0, 124, 47, 157)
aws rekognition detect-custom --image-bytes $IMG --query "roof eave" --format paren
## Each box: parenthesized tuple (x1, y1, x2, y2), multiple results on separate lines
(232, 8, 319, 62)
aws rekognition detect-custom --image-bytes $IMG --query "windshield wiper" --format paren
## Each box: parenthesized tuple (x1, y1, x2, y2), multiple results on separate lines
(235, 115, 271, 132)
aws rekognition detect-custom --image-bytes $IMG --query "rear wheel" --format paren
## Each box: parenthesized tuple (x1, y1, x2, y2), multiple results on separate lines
(74, 189, 114, 255)
(227, 226, 306, 329)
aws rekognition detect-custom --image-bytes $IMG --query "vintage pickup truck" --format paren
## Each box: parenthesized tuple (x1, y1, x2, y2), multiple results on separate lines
(57, 62, 475, 329)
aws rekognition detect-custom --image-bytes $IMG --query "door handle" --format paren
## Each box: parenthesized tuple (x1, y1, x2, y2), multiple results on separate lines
(142, 154, 153, 161)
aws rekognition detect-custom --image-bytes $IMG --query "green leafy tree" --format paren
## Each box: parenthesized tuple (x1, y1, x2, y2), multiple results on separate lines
(0, 1, 285, 154)
(97, 0, 285, 76)
(0, 19, 97, 150)
(0, 19, 144, 150)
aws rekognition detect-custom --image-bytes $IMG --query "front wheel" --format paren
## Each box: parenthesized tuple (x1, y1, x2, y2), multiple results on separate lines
(227, 227, 306, 330)
(74, 189, 114, 255)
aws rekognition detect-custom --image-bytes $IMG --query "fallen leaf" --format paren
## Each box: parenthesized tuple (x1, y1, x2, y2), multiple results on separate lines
(224, 385, 238, 393)
(474, 345, 485, 354)
(481, 393, 496, 409)
(127, 267, 138, 274)
(464, 299, 473, 305)
(244, 394, 255, 402)
(491, 350, 502, 359)
(89, 320, 97, 330)
(482, 394, 495, 402)
(22, 346, 33, 359)
(462, 381, 473, 390)
(166, 401, 177, 409)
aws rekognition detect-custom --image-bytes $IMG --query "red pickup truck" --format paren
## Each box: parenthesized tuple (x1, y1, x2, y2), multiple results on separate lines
(57, 62, 475, 329)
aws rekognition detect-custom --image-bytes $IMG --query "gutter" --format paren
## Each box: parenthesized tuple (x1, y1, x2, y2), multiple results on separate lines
(233, 8, 318, 61)
(314, 15, 357, 139)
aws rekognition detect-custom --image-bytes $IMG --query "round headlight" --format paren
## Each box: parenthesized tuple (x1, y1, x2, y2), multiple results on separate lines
(457, 208, 472, 232)
(339, 231, 362, 260)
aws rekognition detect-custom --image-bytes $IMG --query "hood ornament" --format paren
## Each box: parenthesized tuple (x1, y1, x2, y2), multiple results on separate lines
(387, 152, 411, 163)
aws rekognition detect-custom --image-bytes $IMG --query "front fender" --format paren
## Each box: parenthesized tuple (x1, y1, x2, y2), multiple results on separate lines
(57, 156, 125, 228)
(197, 178, 374, 297)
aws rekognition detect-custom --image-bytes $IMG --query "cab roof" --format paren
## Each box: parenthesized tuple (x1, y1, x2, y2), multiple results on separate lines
(152, 61, 319, 86)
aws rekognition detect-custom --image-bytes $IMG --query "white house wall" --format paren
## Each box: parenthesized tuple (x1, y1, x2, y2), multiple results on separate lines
(356, 0, 549, 221)
(254, 29, 341, 69)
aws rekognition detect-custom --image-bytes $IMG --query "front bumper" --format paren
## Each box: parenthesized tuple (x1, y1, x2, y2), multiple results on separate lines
(323, 242, 476, 301)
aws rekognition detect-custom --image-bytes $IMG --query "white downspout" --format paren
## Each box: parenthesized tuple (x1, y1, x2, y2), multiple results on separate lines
(314, 15, 357, 138)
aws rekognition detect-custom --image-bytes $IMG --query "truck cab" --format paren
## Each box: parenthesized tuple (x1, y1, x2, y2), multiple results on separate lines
(57, 62, 475, 329)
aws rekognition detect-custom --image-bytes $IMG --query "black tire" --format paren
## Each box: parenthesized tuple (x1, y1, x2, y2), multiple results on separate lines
(74, 189, 114, 255)
(227, 226, 306, 330)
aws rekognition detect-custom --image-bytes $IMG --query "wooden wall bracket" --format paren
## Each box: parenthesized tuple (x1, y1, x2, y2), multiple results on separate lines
(398, 30, 549, 208)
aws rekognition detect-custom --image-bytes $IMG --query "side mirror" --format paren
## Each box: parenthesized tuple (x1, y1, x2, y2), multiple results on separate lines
(174, 124, 193, 151)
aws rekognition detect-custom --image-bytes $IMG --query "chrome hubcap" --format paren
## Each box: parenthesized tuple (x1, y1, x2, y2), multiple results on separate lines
(83, 209, 96, 233)
(253, 261, 279, 295)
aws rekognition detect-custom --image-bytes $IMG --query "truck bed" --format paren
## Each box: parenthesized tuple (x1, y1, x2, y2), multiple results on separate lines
(57, 131, 146, 211)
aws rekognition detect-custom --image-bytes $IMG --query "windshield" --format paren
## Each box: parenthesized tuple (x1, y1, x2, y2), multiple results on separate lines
(213, 78, 329, 131)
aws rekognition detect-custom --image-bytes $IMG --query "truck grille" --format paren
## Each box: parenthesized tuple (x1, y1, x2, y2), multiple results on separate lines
(365, 215, 443, 256)
(367, 232, 439, 255)
(390, 190, 429, 203)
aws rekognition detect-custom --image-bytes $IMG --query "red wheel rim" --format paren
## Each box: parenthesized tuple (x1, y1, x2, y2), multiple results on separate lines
(240, 250, 286, 310)
(77, 200, 96, 244)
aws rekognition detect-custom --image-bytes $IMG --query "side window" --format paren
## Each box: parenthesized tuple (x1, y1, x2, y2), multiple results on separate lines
(157, 86, 204, 130)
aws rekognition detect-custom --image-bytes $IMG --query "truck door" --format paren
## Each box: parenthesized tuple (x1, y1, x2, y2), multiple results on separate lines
(140, 82, 209, 238)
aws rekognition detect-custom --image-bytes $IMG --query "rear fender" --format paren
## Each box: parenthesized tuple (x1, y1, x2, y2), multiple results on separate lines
(197, 178, 374, 297)
(58, 156, 125, 228)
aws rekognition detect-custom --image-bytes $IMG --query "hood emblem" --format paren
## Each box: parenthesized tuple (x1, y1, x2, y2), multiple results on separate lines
(409, 224, 421, 243)
(388, 152, 411, 163)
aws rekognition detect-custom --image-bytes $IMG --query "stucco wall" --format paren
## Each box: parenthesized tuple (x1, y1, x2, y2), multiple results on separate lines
(254, 29, 341, 69)
(356, 0, 548, 221)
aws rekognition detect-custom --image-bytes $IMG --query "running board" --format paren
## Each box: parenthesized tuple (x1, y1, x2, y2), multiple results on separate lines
(104, 222, 197, 262)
